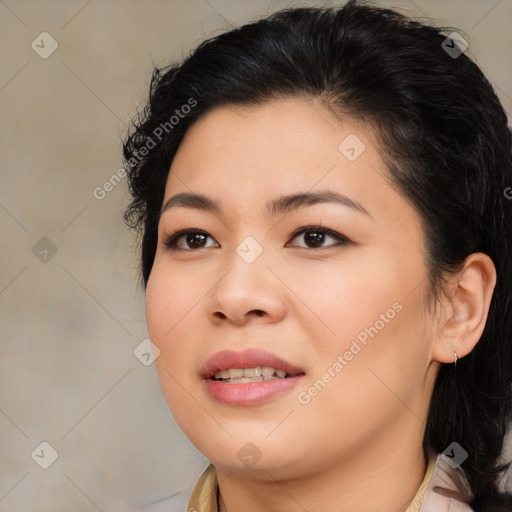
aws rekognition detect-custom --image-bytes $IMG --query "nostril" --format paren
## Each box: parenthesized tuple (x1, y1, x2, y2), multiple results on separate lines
(213, 310, 264, 321)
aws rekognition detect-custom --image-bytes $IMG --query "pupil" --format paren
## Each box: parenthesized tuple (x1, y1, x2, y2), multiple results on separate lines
(305, 231, 324, 247)
(188, 233, 206, 248)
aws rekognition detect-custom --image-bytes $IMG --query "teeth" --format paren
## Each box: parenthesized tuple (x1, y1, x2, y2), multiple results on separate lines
(261, 367, 275, 379)
(229, 377, 265, 383)
(213, 366, 292, 382)
(243, 366, 262, 378)
(224, 377, 277, 383)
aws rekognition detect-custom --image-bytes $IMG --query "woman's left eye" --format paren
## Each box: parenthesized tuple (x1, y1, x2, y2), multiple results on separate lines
(162, 226, 350, 251)
(288, 226, 350, 249)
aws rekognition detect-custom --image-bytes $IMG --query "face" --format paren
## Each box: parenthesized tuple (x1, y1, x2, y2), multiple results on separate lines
(146, 97, 440, 479)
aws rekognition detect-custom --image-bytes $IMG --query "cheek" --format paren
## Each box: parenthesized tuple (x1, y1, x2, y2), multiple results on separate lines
(145, 269, 171, 348)
(306, 290, 428, 423)
(289, 252, 402, 346)
(291, 245, 428, 390)
(293, 307, 427, 446)
(145, 268, 202, 422)
(145, 264, 198, 371)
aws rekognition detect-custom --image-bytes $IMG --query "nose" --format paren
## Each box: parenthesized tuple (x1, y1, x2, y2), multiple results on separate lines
(204, 249, 287, 327)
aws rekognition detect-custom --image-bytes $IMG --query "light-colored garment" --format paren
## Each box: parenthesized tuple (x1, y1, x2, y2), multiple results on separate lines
(187, 451, 473, 511)
(418, 452, 473, 511)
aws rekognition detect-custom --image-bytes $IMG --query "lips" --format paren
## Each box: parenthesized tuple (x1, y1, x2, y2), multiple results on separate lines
(201, 348, 305, 379)
(201, 348, 306, 406)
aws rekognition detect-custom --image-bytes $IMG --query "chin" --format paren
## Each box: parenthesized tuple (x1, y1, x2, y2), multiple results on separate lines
(193, 433, 313, 476)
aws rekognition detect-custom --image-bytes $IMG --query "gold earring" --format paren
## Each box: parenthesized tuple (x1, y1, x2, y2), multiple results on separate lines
(454, 351, 458, 374)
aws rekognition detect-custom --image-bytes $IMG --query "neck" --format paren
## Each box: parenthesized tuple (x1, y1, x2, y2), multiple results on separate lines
(217, 423, 428, 512)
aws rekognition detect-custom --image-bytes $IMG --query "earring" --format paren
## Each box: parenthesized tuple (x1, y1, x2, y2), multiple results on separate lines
(453, 351, 458, 375)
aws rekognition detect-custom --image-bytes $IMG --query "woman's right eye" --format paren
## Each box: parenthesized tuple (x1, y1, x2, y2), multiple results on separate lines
(163, 229, 218, 251)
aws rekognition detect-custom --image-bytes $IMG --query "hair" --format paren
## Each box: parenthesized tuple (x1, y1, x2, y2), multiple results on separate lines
(123, 1, 512, 509)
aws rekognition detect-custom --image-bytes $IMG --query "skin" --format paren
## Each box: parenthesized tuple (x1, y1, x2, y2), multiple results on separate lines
(145, 97, 496, 512)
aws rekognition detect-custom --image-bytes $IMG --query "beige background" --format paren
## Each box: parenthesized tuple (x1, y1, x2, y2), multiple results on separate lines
(1, 0, 511, 510)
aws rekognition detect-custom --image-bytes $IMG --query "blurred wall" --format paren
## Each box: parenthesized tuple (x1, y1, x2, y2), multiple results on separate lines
(1, 0, 511, 510)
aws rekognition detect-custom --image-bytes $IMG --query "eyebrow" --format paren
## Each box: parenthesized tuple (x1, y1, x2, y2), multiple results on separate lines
(160, 190, 371, 218)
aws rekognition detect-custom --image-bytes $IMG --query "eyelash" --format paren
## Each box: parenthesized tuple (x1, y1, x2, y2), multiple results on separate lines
(162, 226, 351, 251)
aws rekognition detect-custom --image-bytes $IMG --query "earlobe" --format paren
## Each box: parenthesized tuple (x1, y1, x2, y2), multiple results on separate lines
(432, 252, 496, 364)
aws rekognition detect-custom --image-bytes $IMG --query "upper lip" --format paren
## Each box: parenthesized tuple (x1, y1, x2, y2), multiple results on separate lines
(201, 348, 305, 379)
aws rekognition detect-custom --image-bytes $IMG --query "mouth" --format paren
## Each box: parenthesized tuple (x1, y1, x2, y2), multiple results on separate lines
(201, 348, 306, 405)
(202, 348, 305, 381)
(211, 366, 304, 383)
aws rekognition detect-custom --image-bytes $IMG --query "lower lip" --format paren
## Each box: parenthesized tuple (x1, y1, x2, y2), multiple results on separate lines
(204, 376, 304, 406)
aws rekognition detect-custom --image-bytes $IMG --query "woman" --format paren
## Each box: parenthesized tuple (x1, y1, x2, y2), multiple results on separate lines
(123, 1, 512, 510)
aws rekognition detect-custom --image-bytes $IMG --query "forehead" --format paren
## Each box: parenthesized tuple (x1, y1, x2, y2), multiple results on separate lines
(165, 98, 388, 198)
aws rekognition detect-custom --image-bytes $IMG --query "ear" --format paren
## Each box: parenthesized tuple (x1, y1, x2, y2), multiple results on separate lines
(432, 252, 496, 364)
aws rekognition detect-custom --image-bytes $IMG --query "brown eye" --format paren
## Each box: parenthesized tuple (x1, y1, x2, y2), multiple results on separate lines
(163, 230, 218, 250)
(288, 227, 350, 249)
